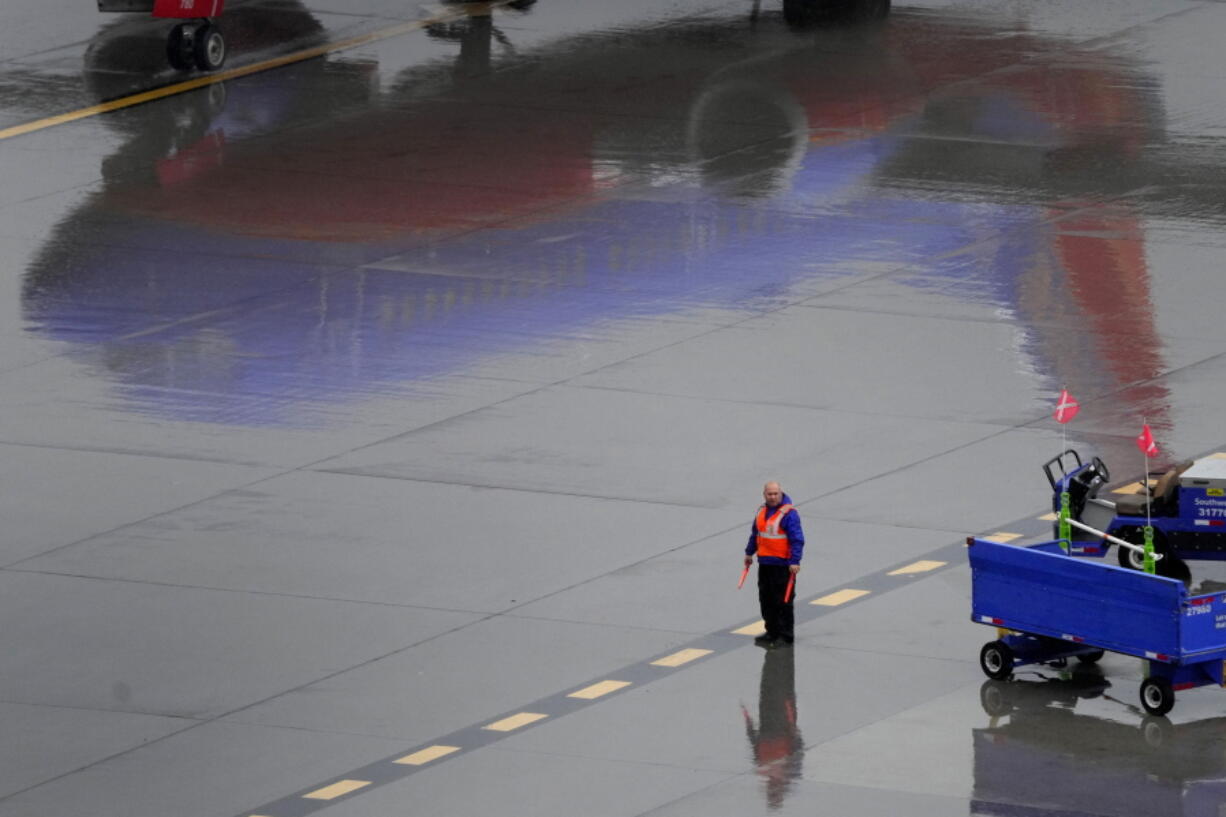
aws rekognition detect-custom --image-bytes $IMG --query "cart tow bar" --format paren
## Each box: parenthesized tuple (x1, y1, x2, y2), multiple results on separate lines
(1065, 517, 1163, 561)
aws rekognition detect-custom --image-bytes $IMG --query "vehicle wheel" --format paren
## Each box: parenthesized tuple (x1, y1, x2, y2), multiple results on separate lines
(1077, 649, 1105, 664)
(979, 681, 1011, 716)
(1140, 676, 1175, 716)
(854, 0, 890, 20)
(167, 23, 194, 71)
(1117, 528, 1168, 572)
(193, 23, 226, 72)
(980, 640, 1014, 680)
(782, 0, 818, 26)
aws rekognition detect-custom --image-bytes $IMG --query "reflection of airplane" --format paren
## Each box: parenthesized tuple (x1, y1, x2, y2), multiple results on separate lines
(974, 672, 1226, 816)
(98, 0, 227, 72)
(23, 9, 1212, 427)
(742, 648, 803, 810)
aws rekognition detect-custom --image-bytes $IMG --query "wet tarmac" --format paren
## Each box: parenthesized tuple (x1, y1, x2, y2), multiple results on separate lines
(5, 0, 1226, 814)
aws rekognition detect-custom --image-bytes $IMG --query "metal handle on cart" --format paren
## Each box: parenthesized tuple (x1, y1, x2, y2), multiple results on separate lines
(1065, 517, 1162, 561)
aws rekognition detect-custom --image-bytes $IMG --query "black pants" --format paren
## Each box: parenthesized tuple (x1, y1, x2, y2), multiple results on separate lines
(758, 563, 795, 642)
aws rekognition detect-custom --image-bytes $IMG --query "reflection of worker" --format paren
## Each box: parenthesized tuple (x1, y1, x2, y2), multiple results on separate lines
(743, 647, 804, 809)
(744, 481, 804, 648)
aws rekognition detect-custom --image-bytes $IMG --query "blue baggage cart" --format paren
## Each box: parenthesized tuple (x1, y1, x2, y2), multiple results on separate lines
(969, 536, 1226, 715)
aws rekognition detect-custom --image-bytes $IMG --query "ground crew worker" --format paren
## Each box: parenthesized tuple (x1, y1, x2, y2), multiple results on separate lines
(744, 481, 804, 648)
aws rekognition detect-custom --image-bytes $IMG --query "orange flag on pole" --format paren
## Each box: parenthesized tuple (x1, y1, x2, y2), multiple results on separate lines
(1053, 389, 1080, 424)
(1136, 424, 1159, 457)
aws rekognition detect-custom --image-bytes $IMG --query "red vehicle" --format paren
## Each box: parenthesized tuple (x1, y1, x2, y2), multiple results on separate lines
(97, 0, 226, 71)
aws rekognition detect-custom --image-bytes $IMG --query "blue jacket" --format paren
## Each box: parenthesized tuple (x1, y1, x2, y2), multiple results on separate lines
(745, 493, 804, 566)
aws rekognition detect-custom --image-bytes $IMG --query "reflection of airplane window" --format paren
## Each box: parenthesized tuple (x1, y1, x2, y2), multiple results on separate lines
(742, 649, 803, 809)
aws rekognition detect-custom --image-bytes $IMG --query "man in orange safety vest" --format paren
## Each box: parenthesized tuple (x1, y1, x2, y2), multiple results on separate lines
(743, 481, 804, 648)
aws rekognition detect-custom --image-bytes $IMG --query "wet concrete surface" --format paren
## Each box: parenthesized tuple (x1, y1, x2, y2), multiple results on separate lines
(5, 0, 1226, 814)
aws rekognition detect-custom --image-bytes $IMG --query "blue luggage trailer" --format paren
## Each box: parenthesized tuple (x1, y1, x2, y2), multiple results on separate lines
(969, 536, 1226, 715)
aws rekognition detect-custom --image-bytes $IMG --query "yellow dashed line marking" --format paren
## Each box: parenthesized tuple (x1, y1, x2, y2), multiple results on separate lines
(483, 712, 548, 732)
(651, 648, 713, 667)
(811, 588, 870, 606)
(982, 532, 1022, 543)
(394, 745, 461, 765)
(1038, 512, 1057, 521)
(888, 560, 946, 575)
(731, 620, 766, 636)
(1112, 481, 1151, 495)
(568, 680, 632, 699)
(303, 780, 370, 800)
(1209, 452, 1226, 459)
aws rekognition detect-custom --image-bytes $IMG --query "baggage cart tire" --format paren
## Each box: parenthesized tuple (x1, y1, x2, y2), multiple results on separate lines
(1140, 676, 1174, 716)
(1117, 528, 1169, 572)
(1076, 649, 1104, 664)
(979, 640, 1014, 680)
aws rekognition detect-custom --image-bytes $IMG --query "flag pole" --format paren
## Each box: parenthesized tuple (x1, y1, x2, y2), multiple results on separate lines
(1142, 418, 1155, 574)
(1057, 388, 1072, 551)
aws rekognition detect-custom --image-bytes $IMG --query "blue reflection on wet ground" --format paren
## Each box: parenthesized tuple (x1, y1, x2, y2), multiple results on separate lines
(19, 9, 1177, 428)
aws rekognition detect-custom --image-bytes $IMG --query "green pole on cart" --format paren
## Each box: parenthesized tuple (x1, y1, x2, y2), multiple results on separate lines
(1143, 525, 1156, 574)
(1058, 492, 1071, 553)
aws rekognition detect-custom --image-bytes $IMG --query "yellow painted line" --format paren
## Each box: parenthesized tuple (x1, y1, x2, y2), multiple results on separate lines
(303, 780, 370, 800)
(1208, 452, 1226, 459)
(1038, 512, 1058, 521)
(483, 712, 547, 732)
(731, 620, 766, 636)
(0, 3, 505, 141)
(1112, 481, 1150, 495)
(888, 560, 946, 576)
(982, 532, 1022, 543)
(394, 745, 461, 766)
(568, 680, 632, 700)
(811, 588, 870, 606)
(651, 648, 713, 667)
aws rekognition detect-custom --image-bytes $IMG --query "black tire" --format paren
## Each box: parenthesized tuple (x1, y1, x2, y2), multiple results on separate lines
(193, 23, 226, 72)
(853, 0, 890, 20)
(1140, 676, 1175, 716)
(782, 0, 811, 26)
(1077, 649, 1105, 664)
(1117, 528, 1168, 572)
(980, 640, 1014, 680)
(167, 23, 193, 71)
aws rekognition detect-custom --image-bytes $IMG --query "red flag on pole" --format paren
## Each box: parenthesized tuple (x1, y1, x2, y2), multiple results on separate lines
(1053, 389, 1080, 424)
(1136, 424, 1159, 457)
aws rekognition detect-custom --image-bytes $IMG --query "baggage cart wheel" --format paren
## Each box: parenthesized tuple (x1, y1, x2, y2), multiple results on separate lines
(1117, 528, 1169, 572)
(1140, 676, 1174, 716)
(167, 23, 194, 71)
(192, 23, 226, 72)
(1077, 649, 1104, 664)
(979, 640, 1014, 680)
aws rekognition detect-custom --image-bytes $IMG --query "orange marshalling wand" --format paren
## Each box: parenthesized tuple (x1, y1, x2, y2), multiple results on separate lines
(738, 564, 750, 589)
(783, 574, 795, 603)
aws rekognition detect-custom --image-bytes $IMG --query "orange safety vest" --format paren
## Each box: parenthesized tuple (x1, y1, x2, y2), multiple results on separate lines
(755, 504, 794, 559)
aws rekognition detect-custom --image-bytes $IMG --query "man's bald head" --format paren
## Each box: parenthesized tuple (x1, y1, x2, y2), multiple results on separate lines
(763, 481, 783, 507)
